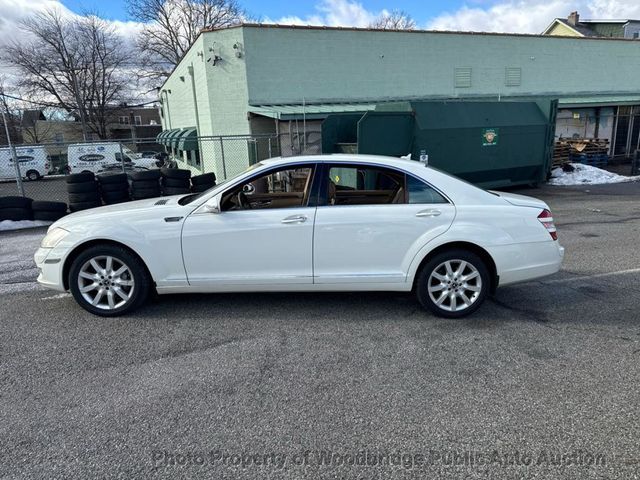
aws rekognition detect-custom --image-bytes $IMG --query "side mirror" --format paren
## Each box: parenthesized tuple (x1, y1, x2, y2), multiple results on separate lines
(204, 196, 221, 214)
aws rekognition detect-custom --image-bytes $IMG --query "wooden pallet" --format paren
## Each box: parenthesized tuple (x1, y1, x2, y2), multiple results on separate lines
(553, 138, 610, 167)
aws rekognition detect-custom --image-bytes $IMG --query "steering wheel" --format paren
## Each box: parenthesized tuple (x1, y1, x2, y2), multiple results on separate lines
(237, 191, 252, 209)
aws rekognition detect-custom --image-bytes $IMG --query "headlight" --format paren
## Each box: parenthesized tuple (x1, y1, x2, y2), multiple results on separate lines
(40, 228, 70, 248)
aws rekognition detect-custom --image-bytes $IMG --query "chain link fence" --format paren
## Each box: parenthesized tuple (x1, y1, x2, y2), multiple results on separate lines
(0, 133, 319, 204)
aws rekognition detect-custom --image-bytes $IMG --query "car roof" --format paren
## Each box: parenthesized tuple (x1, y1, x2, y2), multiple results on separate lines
(261, 154, 421, 169)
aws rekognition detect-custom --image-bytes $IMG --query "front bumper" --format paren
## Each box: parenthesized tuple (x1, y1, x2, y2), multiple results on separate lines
(34, 247, 67, 292)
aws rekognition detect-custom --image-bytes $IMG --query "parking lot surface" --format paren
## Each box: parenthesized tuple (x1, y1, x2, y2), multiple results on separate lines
(1, 182, 640, 479)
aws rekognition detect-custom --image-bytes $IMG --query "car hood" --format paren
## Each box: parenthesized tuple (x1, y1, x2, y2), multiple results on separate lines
(489, 191, 549, 210)
(51, 195, 192, 231)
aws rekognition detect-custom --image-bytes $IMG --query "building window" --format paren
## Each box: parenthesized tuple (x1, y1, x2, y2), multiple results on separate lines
(634, 32, 639, 39)
(134, 116, 142, 126)
(185, 150, 201, 168)
(118, 116, 129, 124)
(54, 132, 64, 144)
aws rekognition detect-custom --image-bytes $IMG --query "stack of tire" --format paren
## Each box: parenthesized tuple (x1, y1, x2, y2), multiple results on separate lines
(161, 168, 191, 196)
(97, 173, 129, 205)
(190, 173, 216, 193)
(130, 170, 161, 200)
(31, 201, 68, 222)
(66, 172, 101, 212)
(0, 196, 34, 221)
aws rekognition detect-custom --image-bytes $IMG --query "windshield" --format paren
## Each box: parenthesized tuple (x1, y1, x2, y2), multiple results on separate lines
(179, 162, 265, 205)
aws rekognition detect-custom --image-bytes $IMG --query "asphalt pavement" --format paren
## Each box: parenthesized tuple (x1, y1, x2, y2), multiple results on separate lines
(1, 182, 640, 479)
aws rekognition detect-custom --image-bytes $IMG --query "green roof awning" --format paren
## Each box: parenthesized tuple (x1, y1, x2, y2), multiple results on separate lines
(559, 95, 640, 108)
(248, 103, 377, 120)
(166, 129, 184, 148)
(156, 130, 168, 143)
(177, 128, 198, 151)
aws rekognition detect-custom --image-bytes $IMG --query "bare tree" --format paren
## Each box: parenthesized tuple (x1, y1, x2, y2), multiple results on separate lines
(369, 10, 417, 30)
(127, 0, 246, 80)
(5, 10, 130, 139)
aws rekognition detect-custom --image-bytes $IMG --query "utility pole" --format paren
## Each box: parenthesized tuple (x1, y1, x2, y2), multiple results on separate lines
(1, 106, 25, 196)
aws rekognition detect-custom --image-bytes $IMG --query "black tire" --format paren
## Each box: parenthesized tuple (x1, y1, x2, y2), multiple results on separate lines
(161, 177, 190, 188)
(69, 201, 101, 212)
(66, 172, 95, 183)
(33, 210, 67, 221)
(103, 197, 129, 205)
(415, 249, 490, 319)
(0, 207, 33, 221)
(99, 182, 129, 193)
(130, 188, 161, 199)
(130, 169, 161, 181)
(68, 244, 151, 317)
(97, 173, 128, 185)
(26, 170, 41, 181)
(131, 179, 160, 189)
(67, 181, 98, 194)
(32, 201, 67, 212)
(0, 196, 33, 209)
(162, 186, 190, 196)
(69, 192, 100, 203)
(191, 183, 214, 193)
(191, 172, 216, 186)
(102, 191, 130, 203)
(161, 167, 191, 180)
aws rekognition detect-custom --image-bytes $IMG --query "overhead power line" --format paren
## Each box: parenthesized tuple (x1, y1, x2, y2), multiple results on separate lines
(0, 91, 159, 109)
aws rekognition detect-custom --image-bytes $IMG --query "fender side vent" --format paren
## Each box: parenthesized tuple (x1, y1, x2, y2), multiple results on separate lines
(154, 199, 169, 205)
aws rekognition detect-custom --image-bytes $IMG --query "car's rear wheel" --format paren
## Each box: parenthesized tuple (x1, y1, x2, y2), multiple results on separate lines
(69, 245, 151, 316)
(416, 249, 489, 318)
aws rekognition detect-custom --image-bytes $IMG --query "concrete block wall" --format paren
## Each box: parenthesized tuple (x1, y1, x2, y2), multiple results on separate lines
(242, 26, 640, 105)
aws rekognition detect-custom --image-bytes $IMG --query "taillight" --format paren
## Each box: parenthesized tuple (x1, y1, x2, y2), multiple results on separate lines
(538, 209, 557, 241)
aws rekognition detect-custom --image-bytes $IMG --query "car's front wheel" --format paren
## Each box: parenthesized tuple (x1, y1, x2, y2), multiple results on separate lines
(68, 244, 151, 317)
(416, 249, 489, 318)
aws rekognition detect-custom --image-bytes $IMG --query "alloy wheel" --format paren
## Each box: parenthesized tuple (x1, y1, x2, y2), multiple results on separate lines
(77, 255, 135, 310)
(427, 259, 482, 313)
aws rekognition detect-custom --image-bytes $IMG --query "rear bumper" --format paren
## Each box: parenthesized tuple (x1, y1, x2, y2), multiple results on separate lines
(490, 241, 564, 287)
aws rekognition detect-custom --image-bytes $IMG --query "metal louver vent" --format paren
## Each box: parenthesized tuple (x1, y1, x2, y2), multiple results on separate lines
(505, 67, 522, 87)
(454, 67, 472, 88)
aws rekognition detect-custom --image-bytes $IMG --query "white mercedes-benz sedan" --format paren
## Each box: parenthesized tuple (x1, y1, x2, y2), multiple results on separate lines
(34, 155, 564, 318)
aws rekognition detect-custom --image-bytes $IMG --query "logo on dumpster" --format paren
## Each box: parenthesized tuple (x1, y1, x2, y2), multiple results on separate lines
(482, 128, 499, 146)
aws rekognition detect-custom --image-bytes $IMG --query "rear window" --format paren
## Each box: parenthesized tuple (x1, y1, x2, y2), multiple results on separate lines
(407, 175, 448, 204)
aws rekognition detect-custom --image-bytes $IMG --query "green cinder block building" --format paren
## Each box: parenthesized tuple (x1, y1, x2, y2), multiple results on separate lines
(159, 24, 640, 179)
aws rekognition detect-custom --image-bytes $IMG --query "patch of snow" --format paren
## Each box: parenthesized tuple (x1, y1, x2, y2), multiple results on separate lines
(549, 163, 640, 186)
(0, 220, 52, 232)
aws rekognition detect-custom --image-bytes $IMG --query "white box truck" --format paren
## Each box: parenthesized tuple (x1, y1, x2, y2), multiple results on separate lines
(67, 143, 160, 174)
(0, 146, 49, 181)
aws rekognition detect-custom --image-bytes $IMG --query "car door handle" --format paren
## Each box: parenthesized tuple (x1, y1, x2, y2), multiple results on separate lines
(281, 215, 307, 224)
(416, 209, 442, 218)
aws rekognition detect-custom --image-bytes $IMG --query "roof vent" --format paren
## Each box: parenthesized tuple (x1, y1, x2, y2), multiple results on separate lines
(505, 67, 522, 87)
(454, 67, 472, 88)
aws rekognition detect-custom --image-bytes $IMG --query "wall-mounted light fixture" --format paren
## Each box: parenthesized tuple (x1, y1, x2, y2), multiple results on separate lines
(233, 42, 244, 58)
(207, 44, 222, 66)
